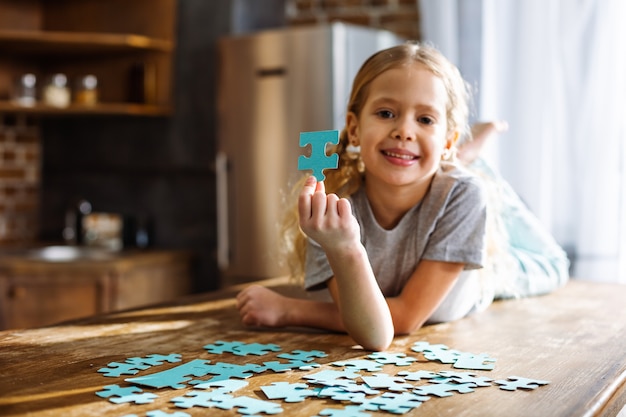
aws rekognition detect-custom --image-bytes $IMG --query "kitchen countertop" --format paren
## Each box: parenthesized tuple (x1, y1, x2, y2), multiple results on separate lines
(0, 277, 625, 416)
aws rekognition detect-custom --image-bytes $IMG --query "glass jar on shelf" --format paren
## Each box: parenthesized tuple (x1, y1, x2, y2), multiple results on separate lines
(12, 73, 38, 107)
(74, 75, 99, 105)
(43, 74, 70, 108)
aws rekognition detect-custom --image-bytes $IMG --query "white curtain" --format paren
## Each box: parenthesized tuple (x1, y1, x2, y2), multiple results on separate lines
(419, 0, 626, 283)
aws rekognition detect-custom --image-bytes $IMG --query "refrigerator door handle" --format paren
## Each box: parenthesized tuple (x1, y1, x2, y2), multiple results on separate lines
(216, 151, 229, 271)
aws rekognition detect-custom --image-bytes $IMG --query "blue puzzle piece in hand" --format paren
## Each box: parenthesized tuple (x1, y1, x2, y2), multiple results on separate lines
(298, 130, 340, 181)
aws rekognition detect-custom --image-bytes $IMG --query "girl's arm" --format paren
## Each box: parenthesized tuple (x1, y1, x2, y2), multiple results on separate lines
(237, 258, 464, 348)
(383, 260, 464, 333)
(297, 177, 393, 351)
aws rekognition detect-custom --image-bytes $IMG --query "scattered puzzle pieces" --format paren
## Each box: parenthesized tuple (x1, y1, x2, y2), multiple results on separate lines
(298, 130, 340, 181)
(97, 340, 549, 416)
(494, 376, 550, 391)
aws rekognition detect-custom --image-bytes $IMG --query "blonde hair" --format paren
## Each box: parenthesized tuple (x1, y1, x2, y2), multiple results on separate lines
(280, 41, 473, 282)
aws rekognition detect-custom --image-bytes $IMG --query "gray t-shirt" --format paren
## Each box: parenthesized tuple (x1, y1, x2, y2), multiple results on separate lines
(304, 162, 488, 322)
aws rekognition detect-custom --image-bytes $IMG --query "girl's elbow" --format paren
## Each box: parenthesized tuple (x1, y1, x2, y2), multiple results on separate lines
(359, 332, 394, 352)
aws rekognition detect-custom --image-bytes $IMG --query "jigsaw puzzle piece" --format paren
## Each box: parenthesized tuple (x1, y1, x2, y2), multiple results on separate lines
(410, 341, 462, 364)
(232, 342, 281, 356)
(98, 361, 150, 377)
(368, 352, 417, 366)
(171, 390, 221, 408)
(261, 381, 320, 402)
(213, 394, 284, 415)
(434, 371, 493, 387)
(125, 359, 213, 389)
(262, 360, 320, 372)
(452, 353, 497, 370)
(332, 359, 383, 372)
(99, 353, 182, 377)
(396, 370, 438, 381)
(298, 130, 340, 181)
(96, 384, 142, 399)
(494, 376, 550, 391)
(96, 384, 158, 404)
(359, 392, 429, 414)
(318, 386, 368, 403)
(192, 378, 248, 392)
(277, 349, 328, 362)
(413, 382, 475, 397)
(126, 353, 182, 367)
(303, 369, 361, 386)
(361, 373, 412, 392)
(146, 412, 191, 417)
(203, 340, 245, 354)
(189, 362, 264, 385)
(316, 405, 372, 417)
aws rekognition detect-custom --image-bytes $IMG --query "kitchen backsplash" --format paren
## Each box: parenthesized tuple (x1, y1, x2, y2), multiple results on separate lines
(0, 115, 40, 243)
(286, 0, 420, 39)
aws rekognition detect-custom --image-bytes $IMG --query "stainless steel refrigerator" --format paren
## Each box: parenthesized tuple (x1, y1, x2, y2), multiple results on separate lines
(216, 23, 403, 287)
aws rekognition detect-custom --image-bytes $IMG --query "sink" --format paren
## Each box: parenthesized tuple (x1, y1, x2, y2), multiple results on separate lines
(3, 245, 119, 262)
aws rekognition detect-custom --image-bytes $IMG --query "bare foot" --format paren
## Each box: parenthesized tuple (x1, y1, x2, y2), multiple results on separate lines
(457, 120, 509, 165)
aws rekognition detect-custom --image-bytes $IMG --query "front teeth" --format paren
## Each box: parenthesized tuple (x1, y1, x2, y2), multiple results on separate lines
(384, 151, 414, 160)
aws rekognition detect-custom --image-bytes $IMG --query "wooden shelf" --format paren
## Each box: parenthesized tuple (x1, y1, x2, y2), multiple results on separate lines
(0, 101, 172, 117)
(0, 0, 177, 117)
(0, 29, 174, 55)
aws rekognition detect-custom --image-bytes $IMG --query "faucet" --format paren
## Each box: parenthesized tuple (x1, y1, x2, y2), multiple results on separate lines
(63, 199, 92, 245)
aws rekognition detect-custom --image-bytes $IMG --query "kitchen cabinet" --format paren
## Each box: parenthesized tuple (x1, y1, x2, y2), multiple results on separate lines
(0, 249, 192, 329)
(0, 0, 176, 116)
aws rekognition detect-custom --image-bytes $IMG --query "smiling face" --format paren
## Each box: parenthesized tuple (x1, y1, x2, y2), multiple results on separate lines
(346, 62, 457, 192)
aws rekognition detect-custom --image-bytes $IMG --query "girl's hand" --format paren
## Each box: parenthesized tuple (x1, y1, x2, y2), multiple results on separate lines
(236, 285, 290, 328)
(298, 176, 361, 251)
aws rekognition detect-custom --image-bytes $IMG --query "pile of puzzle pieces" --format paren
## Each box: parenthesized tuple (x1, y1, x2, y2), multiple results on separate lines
(95, 340, 549, 416)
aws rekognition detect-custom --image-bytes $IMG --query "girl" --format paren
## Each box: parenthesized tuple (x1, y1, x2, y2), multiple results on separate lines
(237, 42, 490, 352)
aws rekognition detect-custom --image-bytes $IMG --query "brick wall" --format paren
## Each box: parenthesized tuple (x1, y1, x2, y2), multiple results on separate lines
(286, 0, 421, 39)
(0, 115, 40, 243)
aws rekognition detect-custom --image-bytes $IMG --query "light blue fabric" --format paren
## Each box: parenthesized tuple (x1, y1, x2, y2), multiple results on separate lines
(469, 158, 570, 298)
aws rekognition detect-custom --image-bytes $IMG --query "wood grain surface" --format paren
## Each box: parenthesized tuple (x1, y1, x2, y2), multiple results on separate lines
(0, 278, 625, 417)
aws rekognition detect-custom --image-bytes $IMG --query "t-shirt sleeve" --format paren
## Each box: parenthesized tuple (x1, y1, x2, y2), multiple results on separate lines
(421, 175, 487, 269)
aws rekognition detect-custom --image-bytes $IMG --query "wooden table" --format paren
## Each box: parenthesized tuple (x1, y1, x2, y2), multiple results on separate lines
(1, 278, 625, 417)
